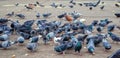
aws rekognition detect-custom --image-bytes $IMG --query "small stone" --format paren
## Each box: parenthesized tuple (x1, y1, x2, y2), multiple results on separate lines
(84, 47, 86, 49)
(11, 55, 16, 58)
(25, 53, 29, 56)
(92, 52, 95, 55)
(51, 54, 55, 56)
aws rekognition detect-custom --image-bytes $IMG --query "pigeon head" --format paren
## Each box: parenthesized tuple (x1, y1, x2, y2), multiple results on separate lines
(88, 46, 95, 54)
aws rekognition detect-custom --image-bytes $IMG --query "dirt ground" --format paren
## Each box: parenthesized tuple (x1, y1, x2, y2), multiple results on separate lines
(0, 0, 120, 58)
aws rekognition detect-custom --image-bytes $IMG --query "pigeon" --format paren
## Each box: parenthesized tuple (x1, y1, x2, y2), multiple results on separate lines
(69, 0, 74, 3)
(78, 3, 83, 6)
(24, 5, 33, 10)
(89, 7, 93, 10)
(0, 18, 10, 24)
(65, 41, 73, 49)
(99, 19, 112, 27)
(69, 5, 74, 8)
(46, 32, 55, 41)
(96, 26, 104, 33)
(70, 35, 78, 44)
(29, 36, 39, 43)
(115, 3, 120, 7)
(71, 2, 76, 5)
(108, 49, 120, 58)
(86, 35, 98, 46)
(0, 25, 5, 34)
(102, 38, 111, 51)
(100, 5, 104, 10)
(43, 35, 48, 45)
(55, 28, 63, 34)
(18, 25, 32, 34)
(36, 1, 40, 5)
(114, 13, 120, 18)
(20, 20, 34, 33)
(36, 13, 40, 19)
(19, 32, 31, 39)
(50, 3, 58, 8)
(57, 13, 66, 19)
(42, 13, 52, 18)
(26, 43, 37, 52)
(74, 41, 82, 54)
(84, 29, 92, 35)
(86, 24, 94, 33)
(36, 1, 45, 7)
(54, 42, 67, 54)
(0, 34, 9, 41)
(91, 20, 98, 26)
(77, 34, 88, 44)
(70, 11, 82, 20)
(40, 31, 47, 44)
(84, 0, 101, 7)
(72, 24, 78, 31)
(10, 20, 21, 32)
(6, 12, 14, 17)
(15, 3, 19, 6)
(78, 22, 86, 30)
(108, 32, 120, 43)
(23, 20, 34, 27)
(92, 0, 101, 7)
(0, 28, 3, 34)
(4, 30, 13, 36)
(16, 14, 25, 19)
(94, 34, 105, 46)
(107, 25, 115, 32)
(87, 39, 95, 55)
(39, 4, 45, 7)
(30, 29, 37, 36)
(17, 36, 25, 45)
(59, 4, 66, 8)
(62, 34, 70, 42)
(0, 40, 18, 49)
(36, 20, 47, 25)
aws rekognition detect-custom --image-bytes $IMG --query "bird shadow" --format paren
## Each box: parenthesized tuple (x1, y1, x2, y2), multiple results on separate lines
(0, 47, 17, 50)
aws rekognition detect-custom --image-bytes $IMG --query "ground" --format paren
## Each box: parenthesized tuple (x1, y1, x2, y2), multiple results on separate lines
(0, 0, 120, 58)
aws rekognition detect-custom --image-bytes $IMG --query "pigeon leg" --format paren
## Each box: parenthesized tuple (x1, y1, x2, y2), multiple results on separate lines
(3, 48, 7, 50)
(79, 52, 82, 56)
(74, 52, 78, 55)
(62, 51, 66, 55)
